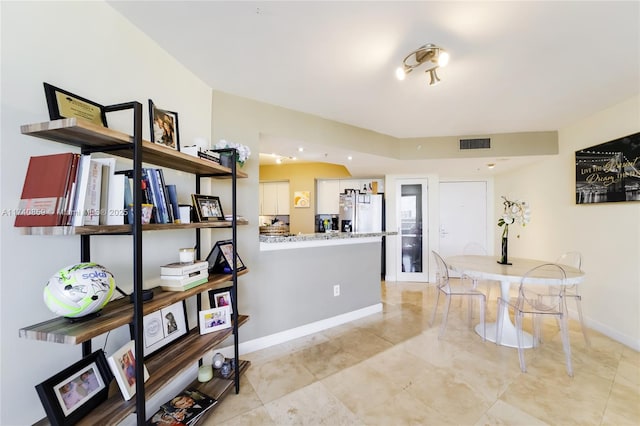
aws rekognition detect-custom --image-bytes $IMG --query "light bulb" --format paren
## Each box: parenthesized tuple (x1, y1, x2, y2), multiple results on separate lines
(395, 66, 406, 80)
(437, 50, 450, 67)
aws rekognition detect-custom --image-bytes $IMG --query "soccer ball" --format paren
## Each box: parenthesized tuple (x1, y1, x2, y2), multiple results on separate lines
(43, 263, 116, 318)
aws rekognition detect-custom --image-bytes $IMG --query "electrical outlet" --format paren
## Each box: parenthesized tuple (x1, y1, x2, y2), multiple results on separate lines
(333, 284, 341, 297)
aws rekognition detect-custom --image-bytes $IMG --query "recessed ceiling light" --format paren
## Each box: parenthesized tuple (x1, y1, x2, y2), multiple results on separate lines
(298, 147, 304, 152)
(347, 156, 353, 161)
(487, 163, 495, 169)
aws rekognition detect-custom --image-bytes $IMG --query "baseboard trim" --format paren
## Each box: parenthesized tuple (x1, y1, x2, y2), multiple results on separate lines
(215, 303, 383, 358)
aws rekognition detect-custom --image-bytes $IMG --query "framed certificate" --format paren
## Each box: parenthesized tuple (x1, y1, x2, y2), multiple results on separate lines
(43, 83, 108, 127)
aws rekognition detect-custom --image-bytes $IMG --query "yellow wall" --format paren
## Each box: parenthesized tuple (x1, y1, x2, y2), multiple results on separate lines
(260, 162, 351, 233)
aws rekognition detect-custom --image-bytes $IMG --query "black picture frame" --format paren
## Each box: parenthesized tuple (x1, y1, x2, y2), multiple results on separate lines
(206, 239, 246, 273)
(35, 350, 113, 426)
(191, 194, 225, 222)
(140, 301, 189, 358)
(149, 99, 180, 151)
(43, 83, 108, 127)
(575, 131, 640, 204)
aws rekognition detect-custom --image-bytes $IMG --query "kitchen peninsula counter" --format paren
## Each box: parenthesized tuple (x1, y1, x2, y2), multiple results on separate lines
(250, 231, 394, 345)
(259, 231, 396, 251)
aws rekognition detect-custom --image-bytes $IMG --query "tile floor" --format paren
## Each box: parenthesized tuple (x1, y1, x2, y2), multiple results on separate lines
(204, 281, 640, 425)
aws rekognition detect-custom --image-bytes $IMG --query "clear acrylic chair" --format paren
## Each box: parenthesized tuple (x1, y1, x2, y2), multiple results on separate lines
(556, 251, 590, 347)
(496, 263, 573, 376)
(462, 242, 494, 299)
(430, 250, 486, 340)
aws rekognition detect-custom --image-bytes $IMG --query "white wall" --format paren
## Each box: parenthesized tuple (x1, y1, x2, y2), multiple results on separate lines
(0, 2, 213, 424)
(494, 96, 640, 349)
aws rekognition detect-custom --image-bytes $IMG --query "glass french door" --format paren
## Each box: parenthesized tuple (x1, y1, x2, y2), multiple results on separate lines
(396, 179, 429, 281)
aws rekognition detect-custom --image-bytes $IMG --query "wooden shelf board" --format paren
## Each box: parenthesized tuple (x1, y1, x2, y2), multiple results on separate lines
(19, 219, 249, 236)
(18, 270, 248, 344)
(76, 336, 250, 425)
(20, 118, 248, 178)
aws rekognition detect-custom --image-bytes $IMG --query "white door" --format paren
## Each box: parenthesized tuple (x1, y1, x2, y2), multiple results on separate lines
(439, 181, 488, 262)
(396, 179, 429, 282)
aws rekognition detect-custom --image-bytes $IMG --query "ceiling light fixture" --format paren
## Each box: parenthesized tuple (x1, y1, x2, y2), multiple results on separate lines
(396, 43, 449, 86)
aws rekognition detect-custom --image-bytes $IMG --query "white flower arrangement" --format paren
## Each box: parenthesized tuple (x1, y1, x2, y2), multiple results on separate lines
(497, 196, 531, 237)
(213, 139, 251, 167)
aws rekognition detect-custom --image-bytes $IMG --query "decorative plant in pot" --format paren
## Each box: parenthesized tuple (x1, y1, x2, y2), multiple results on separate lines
(497, 196, 531, 265)
(213, 139, 251, 168)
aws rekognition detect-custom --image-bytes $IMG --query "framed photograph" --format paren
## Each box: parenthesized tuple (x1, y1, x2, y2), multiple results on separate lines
(294, 190, 310, 208)
(199, 306, 232, 334)
(206, 239, 246, 273)
(35, 350, 112, 426)
(43, 82, 108, 127)
(142, 301, 189, 357)
(191, 194, 224, 222)
(106, 340, 150, 401)
(575, 131, 640, 204)
(214, 290, 233, 314)
(149, 99, 180, 151)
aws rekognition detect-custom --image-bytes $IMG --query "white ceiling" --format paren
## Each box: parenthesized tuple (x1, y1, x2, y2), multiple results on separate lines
(108, 1, 639, 178)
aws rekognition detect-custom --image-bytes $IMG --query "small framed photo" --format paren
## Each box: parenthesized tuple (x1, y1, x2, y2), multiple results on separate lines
(214, 290, 233, 314)
(191, 194, 224, 222)
(199, 306, 232, 334)
(142, 301, 188, 357)
(106, 340, 150, 401)
(43, 82, 108, 127)
(35, 350, 112, 425)
(206, 239, 246, 273)
(149, 99, 180, 151)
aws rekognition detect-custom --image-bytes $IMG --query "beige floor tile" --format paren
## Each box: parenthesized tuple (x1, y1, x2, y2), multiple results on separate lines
(474, 399, 550, 426)
(264, 381, 363, 425)
(215, 281, 639, 425)
(212, 406, 277, 426)
(602, 375, 640, 425)
(245, 353, 316, 404)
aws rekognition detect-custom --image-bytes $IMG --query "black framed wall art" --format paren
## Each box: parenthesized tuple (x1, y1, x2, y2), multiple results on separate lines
(575, 132, 640, 204)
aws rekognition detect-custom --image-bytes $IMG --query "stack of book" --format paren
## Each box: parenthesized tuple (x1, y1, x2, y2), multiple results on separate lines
(147, 388, 217, 425)
(160, 261, 209, 292)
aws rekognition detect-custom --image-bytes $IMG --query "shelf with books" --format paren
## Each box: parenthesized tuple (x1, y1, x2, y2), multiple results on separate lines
(20, 118, 248, 178)
(18, 218, 249, 236)
(19, 269, 248, 345)
(20, 103, 248, 424)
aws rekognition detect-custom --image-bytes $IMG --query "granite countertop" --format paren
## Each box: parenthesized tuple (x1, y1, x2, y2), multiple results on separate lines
(259, 231, 396, 243)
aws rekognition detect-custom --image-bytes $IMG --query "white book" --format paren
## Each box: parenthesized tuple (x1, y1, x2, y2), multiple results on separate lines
(83, 160, 103, 226)
(160, 260, 208, 276)
(71, 154, 92, 226)
(160, 268, 207, 281)
(93, 158, 125, 225)
(106, 340, 149, 401)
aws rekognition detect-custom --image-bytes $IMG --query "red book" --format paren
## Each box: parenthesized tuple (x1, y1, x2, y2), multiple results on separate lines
(15, 153, 76, 227)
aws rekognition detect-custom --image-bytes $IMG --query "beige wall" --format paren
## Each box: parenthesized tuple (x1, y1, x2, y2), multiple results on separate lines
(494, 96, 640, 348)
(260, 162, 351, 233)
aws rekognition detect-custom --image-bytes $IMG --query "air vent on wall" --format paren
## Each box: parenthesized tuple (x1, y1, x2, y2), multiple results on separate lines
(460, 138, 490, 150)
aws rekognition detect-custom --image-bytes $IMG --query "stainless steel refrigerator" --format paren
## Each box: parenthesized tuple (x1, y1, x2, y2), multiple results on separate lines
(339, 192, 383, 233)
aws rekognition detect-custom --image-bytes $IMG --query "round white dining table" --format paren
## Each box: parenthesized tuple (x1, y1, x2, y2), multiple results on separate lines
(445, 255, 585, 348)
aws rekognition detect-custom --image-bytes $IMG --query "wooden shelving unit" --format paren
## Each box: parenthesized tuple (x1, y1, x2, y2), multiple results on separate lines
(19, 111, 249, 425)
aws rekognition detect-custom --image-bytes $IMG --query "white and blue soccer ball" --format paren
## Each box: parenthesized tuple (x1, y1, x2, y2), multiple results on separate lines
(44, 263, 115, 318)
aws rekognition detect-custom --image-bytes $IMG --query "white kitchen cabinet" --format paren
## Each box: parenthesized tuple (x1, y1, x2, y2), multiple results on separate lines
(260, 181, 290, 215)
(316, 179, 340, 214)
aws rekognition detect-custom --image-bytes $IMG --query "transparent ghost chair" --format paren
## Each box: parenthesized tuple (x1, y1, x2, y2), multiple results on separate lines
(496, 263, 573, 376)
(556, 251, 590, 347)
(430, 250, 486, 340)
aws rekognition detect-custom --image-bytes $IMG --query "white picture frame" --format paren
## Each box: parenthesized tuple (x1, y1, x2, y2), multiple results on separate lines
(199, 306, 231, 335)
(142, 301, 188, 357)
(214, 291, 233, 314)
(106, 340, 149, 401)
